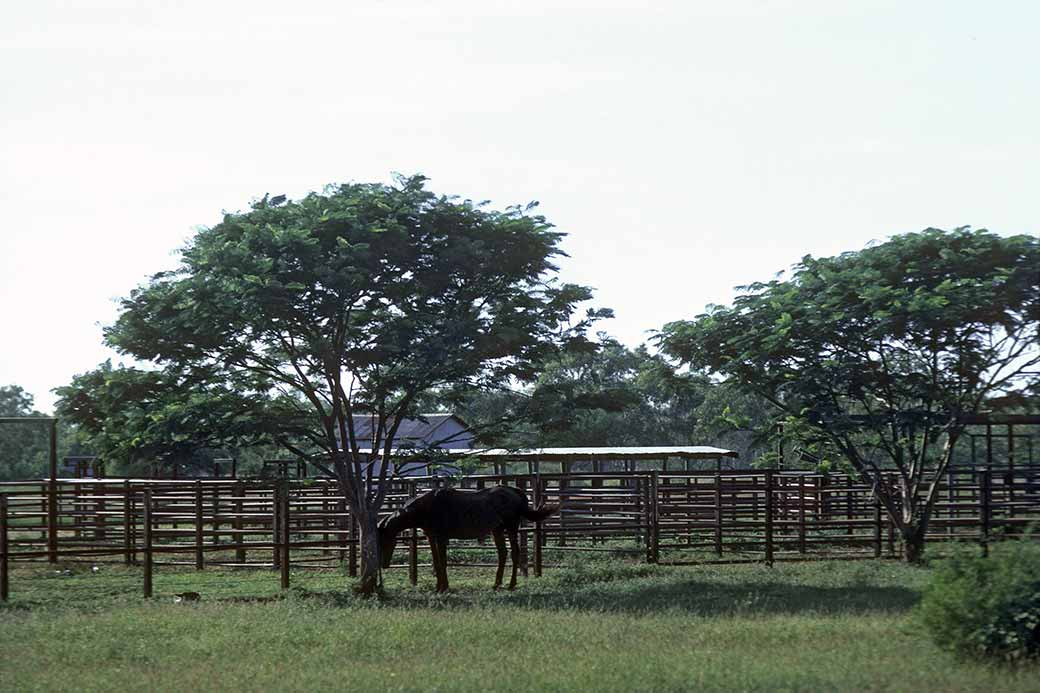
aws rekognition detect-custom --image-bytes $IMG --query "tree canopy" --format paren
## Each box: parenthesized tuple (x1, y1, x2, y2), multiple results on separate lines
(103, 174, 605, 590)
(659, 227, 1039, 560)
(54, 362, 313, 476)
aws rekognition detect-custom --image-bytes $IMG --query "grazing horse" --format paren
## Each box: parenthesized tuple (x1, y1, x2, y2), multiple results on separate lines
(378, 485, 558, 592)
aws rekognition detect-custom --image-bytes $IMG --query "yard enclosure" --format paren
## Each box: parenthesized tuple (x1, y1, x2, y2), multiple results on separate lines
(2, 465, 1038, 600)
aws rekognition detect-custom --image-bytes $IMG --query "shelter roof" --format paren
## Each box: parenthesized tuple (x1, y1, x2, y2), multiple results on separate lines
(393, 445, 738, 460)
(350, 413, 468, 441)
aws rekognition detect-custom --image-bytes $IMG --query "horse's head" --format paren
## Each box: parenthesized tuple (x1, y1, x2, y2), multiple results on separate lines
(377, 515, 398, 569)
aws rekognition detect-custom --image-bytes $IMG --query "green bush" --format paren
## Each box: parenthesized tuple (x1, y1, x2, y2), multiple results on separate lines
(917, 542, 1040, 662)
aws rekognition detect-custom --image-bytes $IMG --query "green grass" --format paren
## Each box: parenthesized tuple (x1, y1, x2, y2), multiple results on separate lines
(2, 557, 1038, 692)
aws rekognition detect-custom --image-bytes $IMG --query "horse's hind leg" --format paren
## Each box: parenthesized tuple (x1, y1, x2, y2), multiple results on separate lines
(492, 529, 507, 589)
(427, 534, 446, 593)
(507, 527, 520, 590)
(437, 538, 450, 592)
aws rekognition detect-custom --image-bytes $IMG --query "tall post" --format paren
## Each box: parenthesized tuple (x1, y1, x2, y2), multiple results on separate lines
(123, 480, 133, 565)
(714, 473, 723, 557)
(558, 463, 569, 547)
(1, 494, 9, 602)
(348, 511, 359, 578)
(533, 475, 543, 577)
(845, 475, 854, 538)
(873, 494, 883, 559)
(649, 471, 660, 564)
(798, 474, 807, 554)
(234, 481, 246, 564)
(518, 478, 529, 577)
(143, 490, 153, 598)
(194, 481, 204, 570)
(408, 482, 418, 586)
(280, 481, 290, 590)
(47, 479, 58, 564)
(764, 471, 774, 567)
(336, 497, 347, 567)
(980, 467, 991, 557)
(1008, 424, 1016, 521)
(272, 484, 281, 569)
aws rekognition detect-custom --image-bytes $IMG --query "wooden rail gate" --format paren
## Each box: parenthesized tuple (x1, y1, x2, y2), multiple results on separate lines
(2, 467, 1039, 600)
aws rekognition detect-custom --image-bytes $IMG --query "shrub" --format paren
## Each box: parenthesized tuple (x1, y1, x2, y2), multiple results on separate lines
(917, 541, 1040, 662)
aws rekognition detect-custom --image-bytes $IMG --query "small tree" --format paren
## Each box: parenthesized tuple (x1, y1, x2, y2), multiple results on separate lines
(54, 362, 313, 475)
(105, 175, 601, 591)
(660, 228, 1039, 561)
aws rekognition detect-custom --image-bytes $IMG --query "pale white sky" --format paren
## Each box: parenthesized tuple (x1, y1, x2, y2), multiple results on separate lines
(2, 0, 1037, 413)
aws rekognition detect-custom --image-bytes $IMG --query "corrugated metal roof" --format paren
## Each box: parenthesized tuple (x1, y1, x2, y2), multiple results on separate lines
(349, 414, 466, 441)
(391, 446, 738, 460)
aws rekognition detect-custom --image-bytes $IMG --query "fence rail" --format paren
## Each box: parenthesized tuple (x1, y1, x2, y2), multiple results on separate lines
(1, 466, 1038, 600)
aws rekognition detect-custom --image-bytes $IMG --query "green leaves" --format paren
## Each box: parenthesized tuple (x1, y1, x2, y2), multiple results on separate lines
(658, 227, 1039, 553)
(661, 227, 1039, 425)
(54, 362, 315, 475)
(101, 174, 603, 474)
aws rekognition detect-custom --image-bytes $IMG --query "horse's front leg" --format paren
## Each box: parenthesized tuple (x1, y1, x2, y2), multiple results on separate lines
(427, 534, 445, 593)
(492, 529, 507, 589)
(506, 527, 520, 590)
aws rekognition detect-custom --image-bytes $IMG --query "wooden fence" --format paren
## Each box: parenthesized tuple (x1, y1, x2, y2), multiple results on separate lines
(1, 466, 1038, 600)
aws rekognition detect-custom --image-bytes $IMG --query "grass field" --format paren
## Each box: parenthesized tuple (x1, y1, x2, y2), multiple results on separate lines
(1, 556, 1038, 692)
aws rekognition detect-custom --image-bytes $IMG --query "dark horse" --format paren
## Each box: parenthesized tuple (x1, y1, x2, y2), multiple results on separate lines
(378, 486, 558, 592)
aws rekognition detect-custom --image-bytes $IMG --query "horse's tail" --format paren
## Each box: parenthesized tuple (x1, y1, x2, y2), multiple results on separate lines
(521, 502, 559, 522)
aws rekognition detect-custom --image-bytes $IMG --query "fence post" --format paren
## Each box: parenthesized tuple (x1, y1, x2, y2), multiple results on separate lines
(234, 481, 246, 564)
(272, 484, 281, 570)
(194, 481, 204, 570)
(649, 472, 660, 564)
(408, 482, 418, 586)
(348, 508, 359, 578)
(798, 475, 807, 554)
(714, 473, 723, 557)
(519, 478, 529, 577)
(873, 494, 883, 559)
(764, 471, 774, 567)
(123, 480, 133, 565)
(280, 481, 290, 590)
(845, 474, 854, 538)
(558, 464, 569, 547)
(1, 494, 9, 602)
(143, 490, 153, 598)
(321, 492, 331, 558)
(981, 468, 991, 557)
(95, 483, 107, 541)
(47, 479, 58, 564)
(335, 497, 347, 568)
(533, 475, 543, 577)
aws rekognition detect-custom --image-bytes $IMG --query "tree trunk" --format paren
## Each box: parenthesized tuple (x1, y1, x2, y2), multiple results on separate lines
(355, 512, 381, 595)
(901, 524, 927, 564)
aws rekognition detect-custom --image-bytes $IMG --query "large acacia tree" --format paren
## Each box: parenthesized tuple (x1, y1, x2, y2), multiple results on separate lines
(660, 228, 1039, 561)
(106, 175, 602, 591)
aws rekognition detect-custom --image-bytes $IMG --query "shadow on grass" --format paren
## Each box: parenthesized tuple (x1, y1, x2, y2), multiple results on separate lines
(1, 559, 922, 619)
(285, 571, 920, 618)
(507, 579, 920, 617)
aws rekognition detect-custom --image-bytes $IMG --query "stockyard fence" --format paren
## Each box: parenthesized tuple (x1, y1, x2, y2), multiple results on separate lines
(1, 467, 1039, 601)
